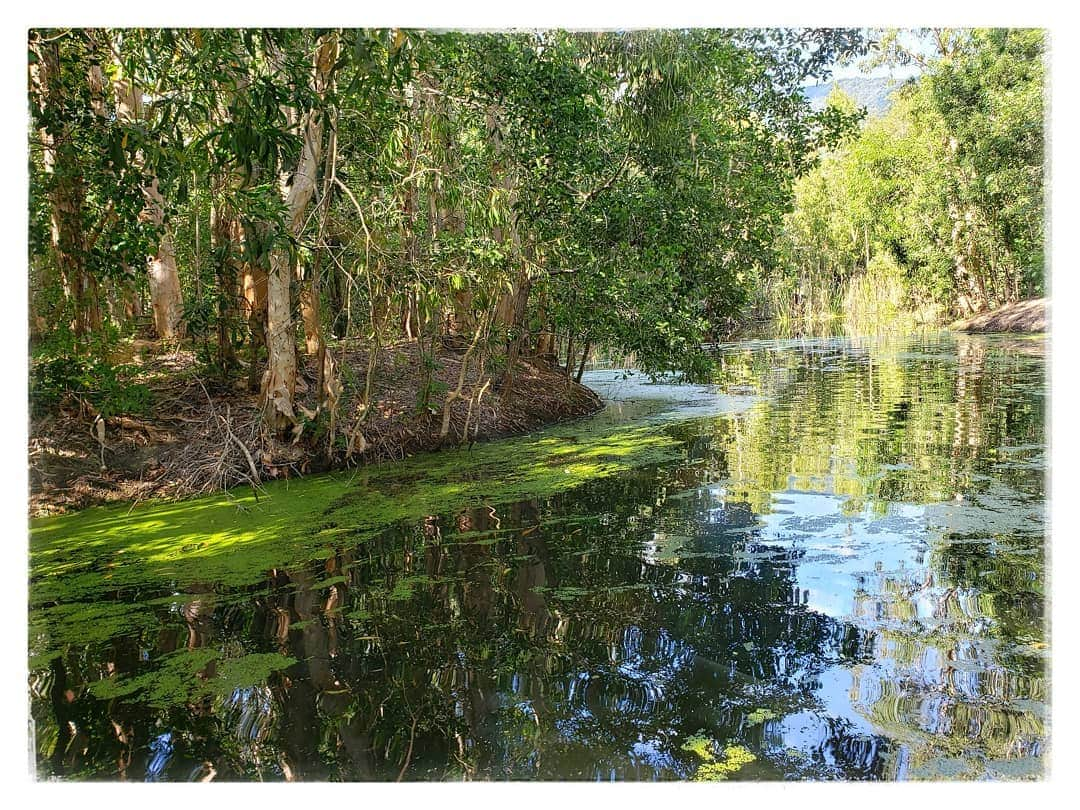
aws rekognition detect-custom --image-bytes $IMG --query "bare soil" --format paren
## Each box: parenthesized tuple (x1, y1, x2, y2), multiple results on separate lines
(28, 339, 602, 517)
(951, 298, 1048, 333)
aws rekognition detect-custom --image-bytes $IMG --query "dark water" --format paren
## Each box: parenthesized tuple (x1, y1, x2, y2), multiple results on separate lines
(28, 333, 1047, 781)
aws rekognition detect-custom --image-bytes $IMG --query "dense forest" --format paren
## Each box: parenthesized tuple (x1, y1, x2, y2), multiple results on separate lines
(760, 29, 1045, 333)
(27, 27, 1045, 506)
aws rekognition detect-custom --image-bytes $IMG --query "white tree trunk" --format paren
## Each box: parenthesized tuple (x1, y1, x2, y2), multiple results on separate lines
(144, 180, 185, 339)
(113, 66, 185, 339)
(261, 32, 339, 433)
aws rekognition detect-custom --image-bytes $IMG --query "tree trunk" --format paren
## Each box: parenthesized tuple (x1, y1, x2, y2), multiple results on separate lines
(576, 339, 590, 383)
(533, 290, 557, 367)
(31, 35, 100, 338)
(299, 262, 322, 356)
(144, 181, 185, 339)
(399, 81, 423, 341)
(113, 64, 185, 340)
(239, 244, 268, 391)
(261, 32, 339, 433)
(300, 109, 337, 361)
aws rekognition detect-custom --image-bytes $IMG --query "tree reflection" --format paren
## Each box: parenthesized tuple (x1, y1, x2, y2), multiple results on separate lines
(29, 334, 1046, 781)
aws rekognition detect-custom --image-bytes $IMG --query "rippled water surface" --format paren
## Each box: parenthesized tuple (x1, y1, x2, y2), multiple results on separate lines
(29, 333, 1048, 781)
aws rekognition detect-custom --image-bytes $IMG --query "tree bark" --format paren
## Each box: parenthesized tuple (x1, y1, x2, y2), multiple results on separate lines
(398, 80, 424, 341)
(575, 339, 591, 384)
(113, 65, 185, 340)
(237, 226, 267, 391)
(143, 180, 185, 339)
(209, 209, 240, 374)
(261, 32, 339, 433)
(31, 34, 100, 338)
(300, 110, 336, 360)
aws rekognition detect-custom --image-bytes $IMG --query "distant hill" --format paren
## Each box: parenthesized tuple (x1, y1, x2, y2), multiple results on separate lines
(802, 77, 913, 118)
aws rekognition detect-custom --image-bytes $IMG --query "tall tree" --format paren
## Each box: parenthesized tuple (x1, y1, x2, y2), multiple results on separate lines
(111, 41, 185, 340)
(261, 31, 340, 434)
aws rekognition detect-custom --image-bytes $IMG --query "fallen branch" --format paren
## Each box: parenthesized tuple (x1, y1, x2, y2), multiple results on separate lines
(220, 404, 261, 485)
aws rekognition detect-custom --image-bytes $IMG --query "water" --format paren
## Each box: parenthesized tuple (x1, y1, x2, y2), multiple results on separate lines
(28, 332, 1048, 781)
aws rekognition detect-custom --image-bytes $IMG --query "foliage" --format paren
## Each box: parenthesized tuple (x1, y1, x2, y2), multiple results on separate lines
(30, 334, 151, 418)
(28, 26, 867, 412)
(759, 28, 1044, 333)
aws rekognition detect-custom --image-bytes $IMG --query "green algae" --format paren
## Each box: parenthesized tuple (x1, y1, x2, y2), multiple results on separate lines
(29, 411, 683, 664)
(212, 652, 298, 694)
(746, 708, 778, 726)
(31, 417, 680, 595)
(680, 732, 757, 781)
(88, 648, 221, 705)
(681, 733, 716, 761)
(86, 649, 296, 708)
(29, 600, 163, 668)
(26, 335, 1050, 781)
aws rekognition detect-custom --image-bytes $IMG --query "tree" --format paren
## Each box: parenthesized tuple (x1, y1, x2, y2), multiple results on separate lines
(766, 28, 1045, 329)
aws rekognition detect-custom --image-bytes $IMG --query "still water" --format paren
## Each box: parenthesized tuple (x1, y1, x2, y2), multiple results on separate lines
(29, 332, 1047, 781)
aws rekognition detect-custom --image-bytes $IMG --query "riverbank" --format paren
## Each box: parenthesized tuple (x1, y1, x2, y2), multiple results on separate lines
(951, 297, 1048, 333)
(29, 340, 602, 517)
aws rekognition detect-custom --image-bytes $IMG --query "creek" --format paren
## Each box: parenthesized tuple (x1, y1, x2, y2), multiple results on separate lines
(29, 332, 1047, 781)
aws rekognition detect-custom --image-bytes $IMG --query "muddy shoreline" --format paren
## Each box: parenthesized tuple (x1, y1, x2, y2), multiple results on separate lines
(29, 340, 603, 517)
(951, 298, 1048, 333)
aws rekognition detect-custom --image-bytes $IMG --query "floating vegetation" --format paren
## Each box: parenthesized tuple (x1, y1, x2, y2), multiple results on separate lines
(746, 708, 778, 726)
(87, 649, 296, 709)
(681, 732, 758, 781)
(28, 334, 1048, 782)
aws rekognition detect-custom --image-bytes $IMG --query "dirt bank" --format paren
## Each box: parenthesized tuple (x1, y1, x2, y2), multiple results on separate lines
(951, 298, 1048, 333)
(29, 340, 602, 517)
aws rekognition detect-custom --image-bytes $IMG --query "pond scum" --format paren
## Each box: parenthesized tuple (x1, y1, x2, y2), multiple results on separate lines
(681, 732, 758, 781)
(30, 406, 683, 678)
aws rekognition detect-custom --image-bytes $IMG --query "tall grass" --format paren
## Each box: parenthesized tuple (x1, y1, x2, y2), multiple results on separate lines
(753, 254, 944, 337)
(842, 254, 919, 335)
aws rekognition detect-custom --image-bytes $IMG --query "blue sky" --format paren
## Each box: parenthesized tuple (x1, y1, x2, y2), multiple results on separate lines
(823, 28, 935, 84)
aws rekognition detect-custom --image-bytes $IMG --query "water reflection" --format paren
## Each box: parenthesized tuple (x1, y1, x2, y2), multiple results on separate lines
(29, 333, 1047, 781)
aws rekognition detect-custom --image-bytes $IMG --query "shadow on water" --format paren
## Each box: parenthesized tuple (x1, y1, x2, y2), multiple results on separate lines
(28, 332, 1047, 781)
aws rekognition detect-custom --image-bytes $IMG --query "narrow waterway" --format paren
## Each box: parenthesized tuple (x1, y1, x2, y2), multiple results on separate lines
(29, 332, 1047, 781)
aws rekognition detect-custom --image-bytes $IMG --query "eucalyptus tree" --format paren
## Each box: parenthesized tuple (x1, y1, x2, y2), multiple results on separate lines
(29, 29, 153, 341)
(109, 30, 185, 340)
(30, 27, 883, 442)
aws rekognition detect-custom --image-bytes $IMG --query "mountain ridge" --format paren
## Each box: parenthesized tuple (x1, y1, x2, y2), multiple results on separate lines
(802, 76, 914, 118)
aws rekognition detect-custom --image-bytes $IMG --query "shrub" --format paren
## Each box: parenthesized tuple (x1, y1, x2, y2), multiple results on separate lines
(31, 346, 151, 419)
